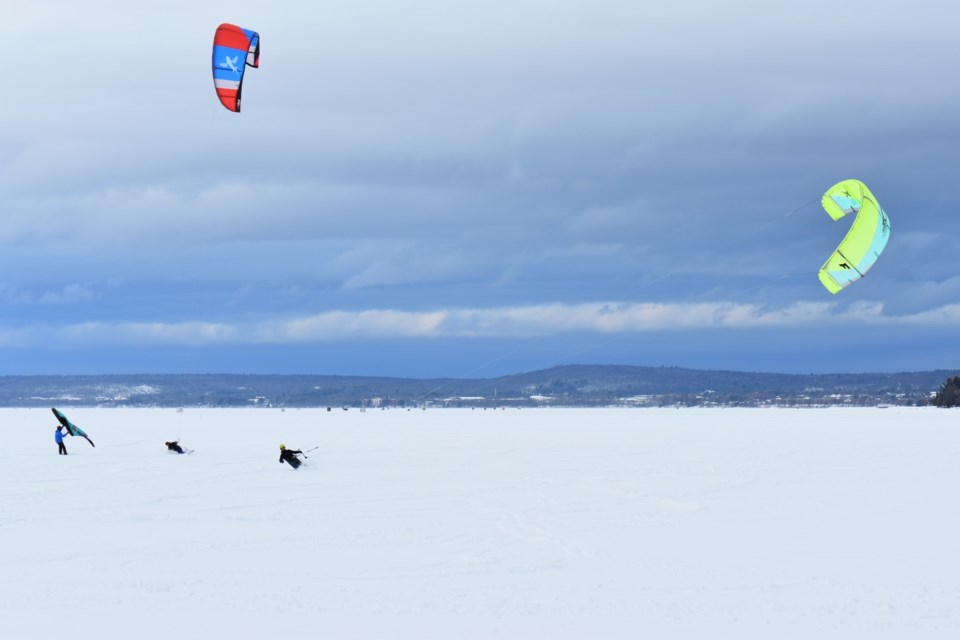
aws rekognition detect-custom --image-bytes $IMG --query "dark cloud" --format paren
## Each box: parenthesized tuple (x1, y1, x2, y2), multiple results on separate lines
(1, 1, 958, 373)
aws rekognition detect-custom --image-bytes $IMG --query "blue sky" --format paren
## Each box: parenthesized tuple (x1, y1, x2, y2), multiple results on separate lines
(1, 1, 958, 377)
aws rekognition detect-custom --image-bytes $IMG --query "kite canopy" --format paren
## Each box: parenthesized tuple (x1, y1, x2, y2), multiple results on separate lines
(818, 179, 891, 294)
(52, 407, 96, 447)
(212, 23, 260, 112)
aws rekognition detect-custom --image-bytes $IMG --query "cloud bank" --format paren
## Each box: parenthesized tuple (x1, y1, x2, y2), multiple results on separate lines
(3, 300, 959, 348)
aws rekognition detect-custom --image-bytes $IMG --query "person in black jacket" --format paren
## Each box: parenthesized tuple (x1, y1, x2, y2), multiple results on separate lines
(279, 444, 303, 469)
(165, 440, 185, 454)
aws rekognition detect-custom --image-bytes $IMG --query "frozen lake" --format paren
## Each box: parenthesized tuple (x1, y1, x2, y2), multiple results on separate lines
(2, 407, 958, 638)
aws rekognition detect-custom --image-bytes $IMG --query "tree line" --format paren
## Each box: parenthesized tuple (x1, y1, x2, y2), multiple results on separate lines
(932, 376, 960, 408)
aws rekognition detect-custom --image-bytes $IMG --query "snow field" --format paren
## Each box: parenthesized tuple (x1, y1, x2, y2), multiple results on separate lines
(1, 407, 958, 639)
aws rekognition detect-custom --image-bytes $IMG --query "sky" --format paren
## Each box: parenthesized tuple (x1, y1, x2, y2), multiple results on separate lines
(1, 0, 959, 377)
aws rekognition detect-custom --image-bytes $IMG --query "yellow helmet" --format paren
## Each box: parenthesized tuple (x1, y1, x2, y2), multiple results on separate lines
(279, 443, 286, 449)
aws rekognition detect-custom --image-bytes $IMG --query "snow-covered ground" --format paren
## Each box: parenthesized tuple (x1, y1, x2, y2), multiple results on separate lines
(2, 407, 958, 639)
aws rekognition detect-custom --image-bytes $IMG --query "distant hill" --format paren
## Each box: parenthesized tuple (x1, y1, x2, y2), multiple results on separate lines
(0, 365, 955, 407)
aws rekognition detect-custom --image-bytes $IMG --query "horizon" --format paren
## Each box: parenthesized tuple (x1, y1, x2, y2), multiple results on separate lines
(1, 361, 958, 381)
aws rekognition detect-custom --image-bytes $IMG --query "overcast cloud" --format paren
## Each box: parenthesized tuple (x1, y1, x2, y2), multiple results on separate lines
(1, 1, 957, 375)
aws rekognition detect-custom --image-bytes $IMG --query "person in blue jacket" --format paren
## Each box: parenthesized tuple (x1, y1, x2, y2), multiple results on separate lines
(55, 425, 68, 455)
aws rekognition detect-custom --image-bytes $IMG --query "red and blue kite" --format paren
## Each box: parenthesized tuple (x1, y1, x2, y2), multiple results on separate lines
(212, 23, 260, 112)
